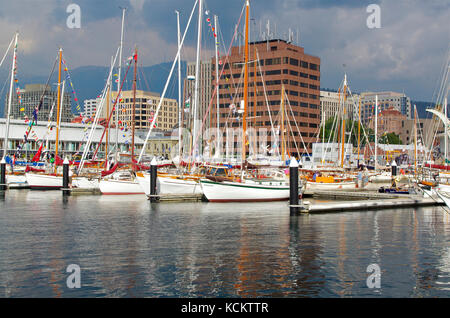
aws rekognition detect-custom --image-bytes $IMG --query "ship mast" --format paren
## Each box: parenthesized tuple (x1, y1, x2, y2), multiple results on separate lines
(242, 0, 250, 164)
(340, 74, 347, 168)
(116, 7, 126, 156)
(281, 84, 286, 162)
(357, 96, 361, 164)
(374, 94, 378, 171)
(54, 48, 63, 174)
(176, 10, 183, 160)
(214, 15, 220, 160)
(192, 0, 203, 166)
(445, 97, 448, 166)
(414, 104, 417, 174)
(131, 47, 137, 168)
(3, 32, 18, 160)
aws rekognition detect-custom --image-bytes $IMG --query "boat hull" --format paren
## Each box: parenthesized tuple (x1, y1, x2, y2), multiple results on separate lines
(306, 181, 356, 191)
(200, 179, 300, 202)
(6, 174, 28, 188)
(72, 177, 99, 190)
(99, 179, 144, 195)
(25, 173, 63, 190)
(136, 174, 203, 196)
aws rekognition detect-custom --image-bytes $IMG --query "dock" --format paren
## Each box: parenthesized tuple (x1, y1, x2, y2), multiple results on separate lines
(291, 196, 444, 214)
(61, 188, 102, 195)
(147, 193, 204, 202)
(304, 190, 409, 200)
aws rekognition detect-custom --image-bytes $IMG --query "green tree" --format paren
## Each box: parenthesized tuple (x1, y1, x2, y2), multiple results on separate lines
(379, 132, 401, 145)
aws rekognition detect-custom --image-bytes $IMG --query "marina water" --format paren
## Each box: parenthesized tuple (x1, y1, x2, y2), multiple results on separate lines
(0, 190, 449, 297)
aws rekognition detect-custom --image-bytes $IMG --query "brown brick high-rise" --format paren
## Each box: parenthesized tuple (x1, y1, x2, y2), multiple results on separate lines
(211, 39, 320, 158)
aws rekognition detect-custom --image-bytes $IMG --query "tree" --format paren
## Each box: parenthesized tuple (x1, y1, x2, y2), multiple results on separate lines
(379, 132, 401, 145)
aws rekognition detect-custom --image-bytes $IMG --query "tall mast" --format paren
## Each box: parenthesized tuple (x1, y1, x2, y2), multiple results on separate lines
(337, 87, 341, 165)
(322, 102, 325, 164)
(253, 44, 257, 130)
(214, 15, 220, 159)
(374, 94, 378, 171)
(357, 96, 361, 163)
(281, 91, 284, 161)
(340, 74, 347, 168)
(242, 0, 250, 163)
(445, 97, 448, 166)
(192, 0, 203, 164)
(116, 7, 126, 155)
(131, 47, 137, 167)
(176, 10, 183, 160)
(3, 32, 18, 160)
(414, 104, 417, 174)
(54, 48, 63, 174)
(105, 56, 113, 171)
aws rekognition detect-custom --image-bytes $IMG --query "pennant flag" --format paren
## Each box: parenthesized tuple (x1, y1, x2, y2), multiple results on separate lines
(32, 143, 43, 162)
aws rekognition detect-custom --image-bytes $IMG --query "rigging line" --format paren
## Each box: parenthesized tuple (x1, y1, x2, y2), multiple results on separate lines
(285, 92, 310, 160)
(14, 54, 58, 158)
(0, 66, 11, 105)
(187, 1, 246, 167)
(89, 48, 128, 164)
(285, 94, 300, 158)
(0, 35, 14, 69)
(255, 49, 277, 146)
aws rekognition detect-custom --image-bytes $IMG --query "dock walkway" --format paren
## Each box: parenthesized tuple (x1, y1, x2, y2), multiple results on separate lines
(292, 196, 444, 214)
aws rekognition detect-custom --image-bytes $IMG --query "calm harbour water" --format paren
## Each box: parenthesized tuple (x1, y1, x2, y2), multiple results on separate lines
(0, 190, 449, 298)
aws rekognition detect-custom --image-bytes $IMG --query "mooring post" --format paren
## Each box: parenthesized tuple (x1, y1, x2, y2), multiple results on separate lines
(391, 160, 397, 177)
(150, 157, 157, 202)
(0, 157, 6, 191)
(289, 157, 299, 215)
(62, 157, 70, 196)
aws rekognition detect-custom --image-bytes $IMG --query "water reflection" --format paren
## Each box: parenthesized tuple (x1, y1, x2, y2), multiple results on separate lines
(0, 191, 449, 297)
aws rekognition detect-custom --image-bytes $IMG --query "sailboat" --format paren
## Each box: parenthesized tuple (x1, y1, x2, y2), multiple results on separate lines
(1, 33, 30, 188)
(199, 0, 304, 202)
(136, 0, 211, 196)
(25, 48, 67, 189)
(98, 47, 144, 195)
(304, 74, 357, 191)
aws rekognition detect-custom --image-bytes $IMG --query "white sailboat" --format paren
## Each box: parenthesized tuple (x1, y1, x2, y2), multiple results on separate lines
(26, 48, 66, 190)
(199, 0, 304, 203)
(2, 33, 30, 188)
(136, 172, 203, 197)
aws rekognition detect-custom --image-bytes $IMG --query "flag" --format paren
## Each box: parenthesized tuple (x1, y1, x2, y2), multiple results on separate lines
(32, 143, 43, 162)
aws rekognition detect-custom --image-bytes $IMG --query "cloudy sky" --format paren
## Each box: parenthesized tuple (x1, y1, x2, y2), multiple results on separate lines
(0, 0, 449, 101)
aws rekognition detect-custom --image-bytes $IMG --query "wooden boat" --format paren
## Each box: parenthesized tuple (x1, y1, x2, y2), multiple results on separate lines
(304, 175, 356, 191)
(99, 170, 143, 195)
(199, 163, 303, 202)
(200, 177, 300, 202)
(25, 172, 63, 189)
(136, 172, 202, 197)
(6, 172, 28, 189)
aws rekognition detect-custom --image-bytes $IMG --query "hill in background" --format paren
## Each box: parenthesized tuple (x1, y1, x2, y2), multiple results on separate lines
(0, 61, 186, 117)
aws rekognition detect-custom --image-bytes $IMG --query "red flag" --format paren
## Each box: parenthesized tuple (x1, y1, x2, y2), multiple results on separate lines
(32, 143, 43, 162)
(55, 155, 64, 166)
